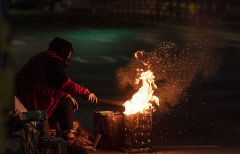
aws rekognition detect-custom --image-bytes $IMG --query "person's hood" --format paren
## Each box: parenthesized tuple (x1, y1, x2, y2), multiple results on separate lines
(48, 37, 73, 62)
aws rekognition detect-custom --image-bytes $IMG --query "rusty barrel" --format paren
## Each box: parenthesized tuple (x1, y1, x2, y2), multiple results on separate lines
(93, 111, 123, 149)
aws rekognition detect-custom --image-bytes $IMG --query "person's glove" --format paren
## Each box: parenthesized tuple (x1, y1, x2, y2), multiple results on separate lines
(88, 93, 98, 104)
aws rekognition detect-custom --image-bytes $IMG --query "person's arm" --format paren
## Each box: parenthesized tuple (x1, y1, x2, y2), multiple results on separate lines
(45, 58, 97, 102)
(62, 78, 90, 98)
(62, 79, 97, 103)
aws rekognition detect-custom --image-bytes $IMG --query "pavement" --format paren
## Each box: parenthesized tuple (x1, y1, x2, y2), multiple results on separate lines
(9, 10, 240, 153)
(87, 146, 240, 154)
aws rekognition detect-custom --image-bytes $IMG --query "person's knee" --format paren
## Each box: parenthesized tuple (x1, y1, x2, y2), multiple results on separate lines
(59, 96, 74, 111)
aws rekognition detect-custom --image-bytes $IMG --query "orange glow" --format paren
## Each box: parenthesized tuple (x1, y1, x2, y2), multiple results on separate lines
(123, 51, 159, 115)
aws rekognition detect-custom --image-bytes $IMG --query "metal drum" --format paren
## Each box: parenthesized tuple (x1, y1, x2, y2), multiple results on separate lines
(122, 113, 152, 148)
(93, 111, 123, 149)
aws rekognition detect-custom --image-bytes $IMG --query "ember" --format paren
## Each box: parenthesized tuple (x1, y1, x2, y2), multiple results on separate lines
(117, 42, 220, 112)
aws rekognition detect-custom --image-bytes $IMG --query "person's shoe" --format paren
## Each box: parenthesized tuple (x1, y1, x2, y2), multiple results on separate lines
(62, 130, 95, 151)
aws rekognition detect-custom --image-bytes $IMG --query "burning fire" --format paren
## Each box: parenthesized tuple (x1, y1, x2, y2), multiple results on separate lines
(123, 51, 159, 115)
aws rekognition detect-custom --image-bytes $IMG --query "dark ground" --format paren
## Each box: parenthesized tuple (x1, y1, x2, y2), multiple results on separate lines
(9, 10, 240, 153)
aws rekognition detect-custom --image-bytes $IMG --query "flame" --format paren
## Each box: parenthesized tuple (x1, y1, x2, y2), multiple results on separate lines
(123, 51, 159, 115)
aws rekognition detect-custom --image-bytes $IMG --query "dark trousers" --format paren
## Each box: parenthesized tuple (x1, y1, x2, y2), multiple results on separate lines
(49, 96, 74, 131)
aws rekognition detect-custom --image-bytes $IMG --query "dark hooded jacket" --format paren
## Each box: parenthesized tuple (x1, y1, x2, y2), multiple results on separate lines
(15, 38, 89, 118)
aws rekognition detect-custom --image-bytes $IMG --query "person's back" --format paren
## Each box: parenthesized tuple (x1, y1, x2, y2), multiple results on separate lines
(16, 50, 63, 113)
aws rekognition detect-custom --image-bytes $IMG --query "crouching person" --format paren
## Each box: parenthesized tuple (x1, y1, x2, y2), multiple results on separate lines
(15, 37, 97, 151)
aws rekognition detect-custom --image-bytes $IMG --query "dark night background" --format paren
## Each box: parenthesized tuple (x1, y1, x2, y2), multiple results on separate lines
(2, 0, 240, 153)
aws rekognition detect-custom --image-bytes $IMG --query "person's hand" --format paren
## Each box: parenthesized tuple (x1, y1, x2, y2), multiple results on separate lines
(67, 95, 78, 112)
(88, 93, 98, 104)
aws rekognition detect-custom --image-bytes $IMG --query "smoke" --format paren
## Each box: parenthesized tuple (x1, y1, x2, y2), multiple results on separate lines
(116, 41, 221, 112)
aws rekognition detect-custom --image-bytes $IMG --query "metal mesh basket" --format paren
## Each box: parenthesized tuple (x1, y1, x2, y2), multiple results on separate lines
(122, 113, 152, 148)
